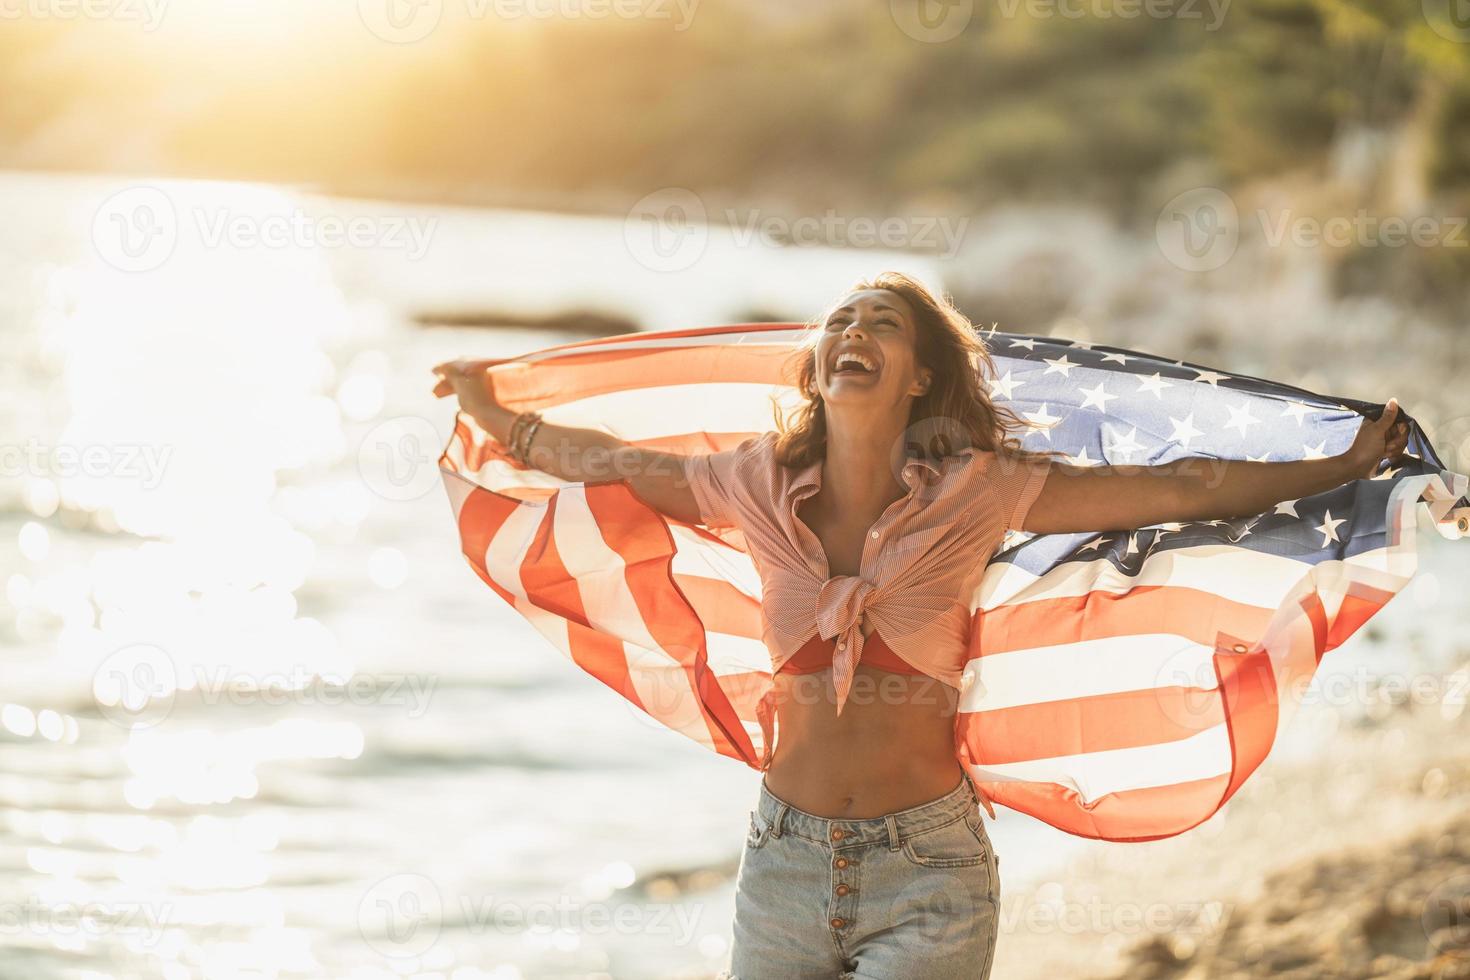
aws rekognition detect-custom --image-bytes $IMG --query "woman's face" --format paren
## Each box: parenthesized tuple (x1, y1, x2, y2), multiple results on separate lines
(814, 289, 932, 410)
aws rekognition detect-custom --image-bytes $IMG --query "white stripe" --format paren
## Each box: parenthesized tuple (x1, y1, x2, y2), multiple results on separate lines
(966, 540, 1421, 714)
(973, 539, 1410, 613)
(960, 633, 1220, 713)
(479, 497, 575, 662)
(542, 382, 803, 441)
(670, 525, 763, 598)
(440, 468, 477, 525)
(704, 631, 774, 676)
(968, 724, 1233, 805)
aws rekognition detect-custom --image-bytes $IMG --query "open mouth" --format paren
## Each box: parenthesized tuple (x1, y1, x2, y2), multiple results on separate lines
(831, 350, 879, 378)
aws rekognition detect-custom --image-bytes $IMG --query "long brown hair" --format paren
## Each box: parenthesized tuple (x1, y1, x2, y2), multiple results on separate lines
(770, 271, 1065, 470)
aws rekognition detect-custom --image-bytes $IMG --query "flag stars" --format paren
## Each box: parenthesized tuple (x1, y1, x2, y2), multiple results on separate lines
(1168, 412, 1205, 449)
(1043, 354, 1080, 378)
(1228, 518, 1260, 542)
(1137, 373, 1173, 398)
(1024, 403, 1064, 440)
(1281, 401, 1319, 425)
(987, 370, 1021, 401)
(1274, 499, 1299, 518)
(1301, 441, 1329, 460)
(1099, 351, 1129, 365)
(1315, 510, 1346, 546)
(1192, 369, 1231, 387)
(1009, 337, 1040, 351)
(1223, 402, 1261, 437)
(1103, 425, 1147, 460)
(1078, 381, 1117, 412)
(1066, 446, 1103, 466)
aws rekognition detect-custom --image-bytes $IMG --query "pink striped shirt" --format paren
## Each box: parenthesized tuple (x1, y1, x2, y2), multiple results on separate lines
(685, 431, 1053, 714)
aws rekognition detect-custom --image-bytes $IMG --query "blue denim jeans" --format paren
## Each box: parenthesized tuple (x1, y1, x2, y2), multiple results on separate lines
(721, 774, 1001, 979)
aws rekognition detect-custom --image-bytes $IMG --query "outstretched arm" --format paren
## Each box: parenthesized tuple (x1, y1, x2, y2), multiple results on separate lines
(432, 359, 705, 524)
(1025, 399, 1411, 535)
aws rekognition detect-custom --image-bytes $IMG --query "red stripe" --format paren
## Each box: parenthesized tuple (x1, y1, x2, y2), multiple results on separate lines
(513, 494, 642, 714)
(976, 584, 1277, 656)
(456, 484, 516, 600)
(960, 686, 1227, 765)
(457, 485, 649, 715)
(1217, 646, 1278, 807)
(670, 574, 763, 639)
(974, 772, 1233, 841)
(1324, 584, 1392, 652)
(584, 482, 761, 766)
(487, 342, 796, 410)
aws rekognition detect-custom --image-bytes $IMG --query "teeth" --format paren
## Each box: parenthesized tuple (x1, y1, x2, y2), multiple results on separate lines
(834, 352, 876, 374)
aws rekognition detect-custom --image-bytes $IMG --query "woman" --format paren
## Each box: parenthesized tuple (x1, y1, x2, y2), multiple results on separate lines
(433, 272, 1409, 979)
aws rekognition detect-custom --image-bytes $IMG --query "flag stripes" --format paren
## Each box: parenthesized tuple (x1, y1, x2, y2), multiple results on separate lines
(439, 322, 1468, 841)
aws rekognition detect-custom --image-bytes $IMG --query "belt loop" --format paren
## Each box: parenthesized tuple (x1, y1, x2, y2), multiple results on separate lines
(963, 770, 998, 821)
(771, 803, 787, 839)
(884, 814, 900, 851)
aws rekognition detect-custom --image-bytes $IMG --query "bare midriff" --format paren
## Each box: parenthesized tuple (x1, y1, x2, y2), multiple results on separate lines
(763, 626, 965, 819)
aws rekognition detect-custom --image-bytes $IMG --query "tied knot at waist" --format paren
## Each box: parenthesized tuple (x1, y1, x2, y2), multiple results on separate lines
(814, 575, 882, 715)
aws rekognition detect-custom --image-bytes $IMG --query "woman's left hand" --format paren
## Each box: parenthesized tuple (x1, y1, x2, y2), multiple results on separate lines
(1344, 398, 1411, 479)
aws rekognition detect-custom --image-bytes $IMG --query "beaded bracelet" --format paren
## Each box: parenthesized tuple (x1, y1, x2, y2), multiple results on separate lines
(507, 410, 544, 465)
(505, 410, 533, 460)
(515, 415, 545, 466)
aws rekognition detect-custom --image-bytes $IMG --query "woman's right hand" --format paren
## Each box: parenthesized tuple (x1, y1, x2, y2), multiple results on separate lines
(431, 359, 502, 415)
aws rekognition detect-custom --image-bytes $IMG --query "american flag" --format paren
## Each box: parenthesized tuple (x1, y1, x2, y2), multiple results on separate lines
(438, 323, 1469, 842)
